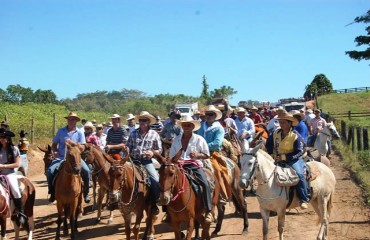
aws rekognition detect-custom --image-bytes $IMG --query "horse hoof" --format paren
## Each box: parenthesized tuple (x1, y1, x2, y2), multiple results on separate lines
(241, 229, 248, 235)
(95, 219, 101, 225)
(107, 219, 113, 225)
(180, 232, 185, 240)
(211, 231, 218, 237)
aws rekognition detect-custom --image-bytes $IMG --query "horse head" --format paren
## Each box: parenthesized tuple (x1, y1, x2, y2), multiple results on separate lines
(158, 162, 178, 206)
(38, 144, 53, 175)
(81, 143, 95, 164)
(108, 161, 125, 203)
(65, 141, 82, 174)
(326, 122, 340, 140)
(239, 142, 263, 189)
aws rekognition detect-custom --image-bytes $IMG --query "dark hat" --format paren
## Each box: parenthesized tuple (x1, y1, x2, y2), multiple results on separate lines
(169, 111, 181, 120)
(19, 130, 28, 136)
(0, 121, 9, 127)
(0, 128, 15, 138)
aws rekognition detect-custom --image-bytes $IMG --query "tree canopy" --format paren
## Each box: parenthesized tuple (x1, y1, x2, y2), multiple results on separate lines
(303, 74, 333, 99)
(345, 10, 370, 64)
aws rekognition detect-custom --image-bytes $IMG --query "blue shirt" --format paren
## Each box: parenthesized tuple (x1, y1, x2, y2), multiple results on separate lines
(53, 126, 86, 159)
(294, 120, 309, 144)
(196, 121, 225, 152)
(234, 117, 255, 139)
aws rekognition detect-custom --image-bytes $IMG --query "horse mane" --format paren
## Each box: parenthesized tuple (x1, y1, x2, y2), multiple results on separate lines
(258, 149, 275, 163)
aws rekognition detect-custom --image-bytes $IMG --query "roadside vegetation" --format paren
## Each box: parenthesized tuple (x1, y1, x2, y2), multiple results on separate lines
(319, 91, 370, 206)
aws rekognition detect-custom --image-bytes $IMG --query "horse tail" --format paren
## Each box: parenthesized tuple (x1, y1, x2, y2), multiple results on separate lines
(327, 191, 334, 218)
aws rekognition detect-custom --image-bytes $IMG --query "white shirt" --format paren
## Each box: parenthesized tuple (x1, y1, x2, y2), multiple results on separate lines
(169, 133, 210, 168)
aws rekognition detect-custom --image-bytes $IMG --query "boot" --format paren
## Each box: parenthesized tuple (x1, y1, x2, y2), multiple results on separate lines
(13, 198, 27, 225)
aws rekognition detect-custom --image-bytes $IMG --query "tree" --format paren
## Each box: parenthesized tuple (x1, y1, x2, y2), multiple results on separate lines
(33, 89, 58, 103)
(200, 75, 211, 102)
(210, 85, 238, 99)
(303, 74, 333, 99)
(345, 10, 370, 64)
(6, 84, 33, 104)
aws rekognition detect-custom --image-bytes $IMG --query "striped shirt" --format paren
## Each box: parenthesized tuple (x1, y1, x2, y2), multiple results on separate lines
(106, 127, 129, 154)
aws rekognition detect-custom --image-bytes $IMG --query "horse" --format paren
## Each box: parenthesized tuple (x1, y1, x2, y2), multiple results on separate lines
(37, 145, 53, 175)
(54, 142, 83, 240)
(13, 176, 36, 240)
(0, 176, 35, 240)
(158, 150, 220, 240)
(239, 142, 336, 240)
(81, 143, 115, 224)
(313, 122, 340, 157)
(108, 158, 157, 240)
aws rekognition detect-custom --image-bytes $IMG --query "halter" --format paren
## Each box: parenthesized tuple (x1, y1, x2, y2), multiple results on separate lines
(110, 162, 137, 206)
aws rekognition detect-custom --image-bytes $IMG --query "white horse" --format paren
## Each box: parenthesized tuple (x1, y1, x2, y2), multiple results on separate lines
(239, 141, 336, 240)
(313, 122, 340, 157)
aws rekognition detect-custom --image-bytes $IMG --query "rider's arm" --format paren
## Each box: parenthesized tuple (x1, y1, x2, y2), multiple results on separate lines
(0, 147, 20, 169)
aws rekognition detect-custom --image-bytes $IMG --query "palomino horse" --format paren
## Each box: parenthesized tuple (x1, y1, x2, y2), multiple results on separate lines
(158, 154, 220, 240)
(37, 145, 53, 175)
(0, 176, 35, 240)
(54, 142, 83, 240)
(239, 142, 336, 240)
(81, 143, 115, 224)
(108, 158, 157, 240)
(313, 122, 340, 157)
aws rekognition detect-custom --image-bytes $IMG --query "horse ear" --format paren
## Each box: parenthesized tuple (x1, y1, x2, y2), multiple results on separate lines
(170, 148, 182, 164)
(38, 145, 47, 152)
(240, 139, 249, 153)
(251, 142, 263, 154)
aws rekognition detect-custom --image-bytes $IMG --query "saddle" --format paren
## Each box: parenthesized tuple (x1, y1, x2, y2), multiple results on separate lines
(182, 164, 215, 197)
(131, 160, 150, 187)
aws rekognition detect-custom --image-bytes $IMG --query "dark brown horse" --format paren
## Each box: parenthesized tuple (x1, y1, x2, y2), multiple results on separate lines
(108, 158, 157, 240)
(54, 142, 83, 240)
(158, 150, 220, 240)
(38, 145, 54, 175)
(81, 143, 115, 224)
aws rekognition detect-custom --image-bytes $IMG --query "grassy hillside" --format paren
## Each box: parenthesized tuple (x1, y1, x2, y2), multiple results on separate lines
(318, 91, 370, 205)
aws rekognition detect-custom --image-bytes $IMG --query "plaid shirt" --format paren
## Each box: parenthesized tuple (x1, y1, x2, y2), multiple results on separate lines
(128, 129, 162, 160)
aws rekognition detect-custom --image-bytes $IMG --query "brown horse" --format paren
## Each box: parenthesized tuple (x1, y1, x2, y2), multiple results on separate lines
(54, 142, 83, 240)
(38, 145, 54, 175)
(81, 143, 115, 224)
(13, 176, 36, 240)
(158, 150, 220, 240)
(108, 158, 157, 240)
(0, 183, 9, 240)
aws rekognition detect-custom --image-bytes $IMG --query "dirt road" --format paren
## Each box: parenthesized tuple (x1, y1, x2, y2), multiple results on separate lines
(10, 148, 370, 240)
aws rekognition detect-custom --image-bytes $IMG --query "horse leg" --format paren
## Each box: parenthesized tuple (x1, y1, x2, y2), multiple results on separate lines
(276, 209, 286, 240)
(232, 168, 249, 235)
(123, 214, 132, 240)
(171, 220, 183, 240)
(63, 205, 69, 236)
(199, 217, 211, 240)
(92, 175, 97, 210)
(313, 195, 330, 240)
(0, 217, 7, 240)
(96, 187, 104, 224)
(194, 220, 200, 240)
(212, 203, 225, 236)
(133, 209, 144, 240)
(185, 217, 195, 240)
(260, 208, 270, 240)
(26, 215, 34, 240)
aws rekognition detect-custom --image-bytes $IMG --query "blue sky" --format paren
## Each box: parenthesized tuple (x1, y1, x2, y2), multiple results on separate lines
(1, 0, 369, 105)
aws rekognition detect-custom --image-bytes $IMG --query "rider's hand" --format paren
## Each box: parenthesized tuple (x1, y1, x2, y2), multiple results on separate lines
(189, 152, 198, 159)
(144, 150, 153, 159)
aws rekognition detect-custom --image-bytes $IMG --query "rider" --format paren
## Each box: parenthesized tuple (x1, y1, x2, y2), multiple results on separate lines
(18, 130, 30, 176)
(265, 110, 310, 209)
(307, 109, 327, 147)
(126, 111, 162, 215)
(105, 114, 129, 160)
(161, 111, 183, 147)
(234, 107, 256, 148)
(196, 105, 232, 202)
(169, 115, 214, 223)
(47, 112, 91, 203)
(0, 128, 27, 224)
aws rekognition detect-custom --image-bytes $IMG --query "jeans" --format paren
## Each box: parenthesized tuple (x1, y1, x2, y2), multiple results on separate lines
(136, 159, 160, 203)
(47, 158, 90, 196)
(287, 158, 310, 203)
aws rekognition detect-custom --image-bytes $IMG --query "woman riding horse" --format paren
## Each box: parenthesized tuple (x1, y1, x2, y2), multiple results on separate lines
(265, 109, 310, 209)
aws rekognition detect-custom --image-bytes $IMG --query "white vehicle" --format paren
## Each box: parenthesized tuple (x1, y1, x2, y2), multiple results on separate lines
(281, 101, 306, 112)
(174, 102, 199, 118)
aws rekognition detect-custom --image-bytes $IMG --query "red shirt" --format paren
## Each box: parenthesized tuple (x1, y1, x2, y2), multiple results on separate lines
(248, 113, 263, 124)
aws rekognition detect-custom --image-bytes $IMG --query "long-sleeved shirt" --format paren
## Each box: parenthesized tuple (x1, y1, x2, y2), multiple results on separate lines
(127, 129, 162, 160)
(53, 126, 86, 159)
(196, 121, 224, 152)
(234, 117, 255, 139)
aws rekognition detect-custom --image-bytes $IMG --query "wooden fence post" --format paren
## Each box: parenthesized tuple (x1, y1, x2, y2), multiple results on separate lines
(53, 113, 56, 136)
(348, 110, 352, 120)
(31, 118, 35, 144)
(341, 120, 347, 142)
(364, 128, 369, 151)
(356, 127, 362, 151)
(347, 126, 354, 149)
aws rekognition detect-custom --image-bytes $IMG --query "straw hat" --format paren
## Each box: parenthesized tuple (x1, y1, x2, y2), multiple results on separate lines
(96, 124, 103, 129)
(0, 128, 15, 138)
(204, 105, 222, 120)
(251, 106, 258, 110)
(290, 110, 301, 116)
(314, 109, 321, 113)
(126, 113, 135, 121)
(84, 121, 95, 130)
(276, 110, 298, 126)
(136, 111, 156, 125)
(236, 107, 247, 113)
(306, 109, 313, 114)
(179, 115, 201, 132)
(108, 114, 122, 119)
(64, 112, 81, 121)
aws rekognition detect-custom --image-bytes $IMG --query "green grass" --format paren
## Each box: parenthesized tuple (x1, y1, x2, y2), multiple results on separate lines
(318, 91, 370, 206)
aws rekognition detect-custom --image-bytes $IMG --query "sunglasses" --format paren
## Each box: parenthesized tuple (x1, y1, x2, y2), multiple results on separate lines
(205, 112, 215, 116)
(139, 119, 149, 123)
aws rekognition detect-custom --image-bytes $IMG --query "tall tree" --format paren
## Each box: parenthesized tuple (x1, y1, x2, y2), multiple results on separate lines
(210, 85, 238, 99)
(200, 75, 210, 102)
(345, 10, 370, 64)
(303, 74, 333, 99)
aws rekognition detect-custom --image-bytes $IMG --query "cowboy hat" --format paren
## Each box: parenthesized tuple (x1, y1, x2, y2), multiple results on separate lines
(108, 114, 122, 119)
(126, 113, 135, 121)
(235, 107, 247, 113)
(251, 106, 258, 110)
(83, 121, 95, 129)
(136, 111, 156, 125)
(64, 112, 81, 121)
(204, 105, 222, 120)
(168, 111, 181, 120)
(314, 109, 321, 113)
(306, 109, 313, 113)
(19, 130, 28, 136)
(276, 110, 298, 126)
(0, 128, 15, 138)
(290, 110, 301, 116)
(179, 115, 201, 132)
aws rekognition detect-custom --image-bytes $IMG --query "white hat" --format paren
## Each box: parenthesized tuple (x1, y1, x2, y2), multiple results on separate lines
(204, 105, 222, 120)
(290, 110, 301, 116)
(84, 121, 95, 129)
(251, 106, 258, 110)
(236, 107, 247, 113)
(108, 114, 122, 119)
(136, 111, 156, 125)
(126, 113, 135, 121)
(307, 109, 313, 113)
(179, 115, 201, 132)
